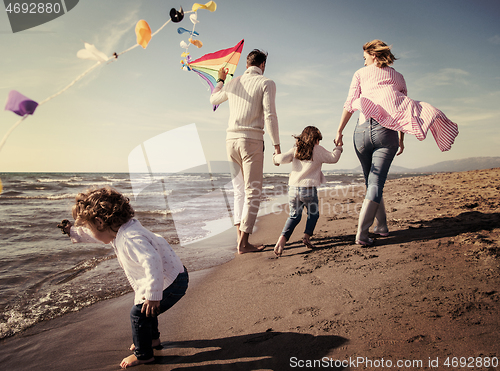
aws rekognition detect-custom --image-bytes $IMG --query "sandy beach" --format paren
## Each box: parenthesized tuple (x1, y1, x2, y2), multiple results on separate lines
(1, 168, 499, 370)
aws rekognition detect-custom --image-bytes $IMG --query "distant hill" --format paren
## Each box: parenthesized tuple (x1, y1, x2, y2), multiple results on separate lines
(339, 157, 500, 174)
(184, 157, 500, 174)
(412, 157, 500, 173)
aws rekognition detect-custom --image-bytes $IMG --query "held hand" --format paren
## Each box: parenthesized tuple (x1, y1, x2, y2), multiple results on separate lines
(218, 67, 229, 81)
(141, 300, 161, 317)
(273, 145, 281, 166)
(334, 133, 343, 147)
(273, 154, 280, 166)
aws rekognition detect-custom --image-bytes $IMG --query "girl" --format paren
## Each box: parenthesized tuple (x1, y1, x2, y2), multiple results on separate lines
(273, 126, 342, 256)
(59, 187, 188, 369)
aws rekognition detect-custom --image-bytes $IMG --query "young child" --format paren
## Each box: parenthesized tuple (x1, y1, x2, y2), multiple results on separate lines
(59, 187, 188, 369)
(273, 126, 343, 256)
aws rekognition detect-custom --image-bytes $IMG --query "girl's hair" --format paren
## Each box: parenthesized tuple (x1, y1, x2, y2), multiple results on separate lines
(363, 39, 397, 68)
(294, 126, 322, 161)
(72, 187, 134, 232)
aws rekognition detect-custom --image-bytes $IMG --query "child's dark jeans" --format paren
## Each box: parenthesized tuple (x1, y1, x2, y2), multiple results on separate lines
(281, 186, 319, 240)
(130, 267, 189, 360)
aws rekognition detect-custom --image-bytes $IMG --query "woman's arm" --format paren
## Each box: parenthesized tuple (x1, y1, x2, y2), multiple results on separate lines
(336, 71, 360, 145)
(334, 109, 353, 146)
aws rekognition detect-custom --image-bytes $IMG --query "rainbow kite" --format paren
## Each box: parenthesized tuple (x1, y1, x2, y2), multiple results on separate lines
(185, 39, 244, 111)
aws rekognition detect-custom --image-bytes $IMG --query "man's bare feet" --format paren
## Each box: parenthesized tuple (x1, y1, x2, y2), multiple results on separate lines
(237, 231, 265, 254)
(237, 242, 265, 254)
(274, 235, 286, 257)
(129, 338, 161, 351)
(120, 354, 154, 369)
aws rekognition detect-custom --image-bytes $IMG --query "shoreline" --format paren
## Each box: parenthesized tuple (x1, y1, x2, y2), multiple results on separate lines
(1, 168, 499, 370)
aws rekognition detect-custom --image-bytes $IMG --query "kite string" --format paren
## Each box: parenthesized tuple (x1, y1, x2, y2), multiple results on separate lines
(37, 9, 198, 105)
(150, 18, 171, 38)
(0, 115, 28, 152)
(38, 61, 101, 106)
(114, 18, 173, 57)
(116, 43, 141, 57)
(0, 61, 101, 154)
(190, 12, 197, 41)
(118, 10, 195, 57)
(1, 9, 197, 154)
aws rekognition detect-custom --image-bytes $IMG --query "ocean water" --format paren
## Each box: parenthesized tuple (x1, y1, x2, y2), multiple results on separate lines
(0, 171, 368, 339)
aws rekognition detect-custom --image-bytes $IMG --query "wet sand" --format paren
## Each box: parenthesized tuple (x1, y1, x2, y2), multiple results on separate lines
(1, 169, 499, 370)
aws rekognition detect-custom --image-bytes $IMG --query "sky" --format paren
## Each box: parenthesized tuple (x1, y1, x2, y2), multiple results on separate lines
(1, 0, 499, 174)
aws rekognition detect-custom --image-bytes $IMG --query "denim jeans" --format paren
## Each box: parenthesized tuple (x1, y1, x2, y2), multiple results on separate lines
(354, 118, 399, 203)
(130, 267, 189, 360)
(281, 186, 319, 240)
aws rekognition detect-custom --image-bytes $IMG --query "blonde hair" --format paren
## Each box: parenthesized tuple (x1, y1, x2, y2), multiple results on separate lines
(294, 126, 322, 161)
(72, 187, 134, 232)
(363, 39, 397, 68)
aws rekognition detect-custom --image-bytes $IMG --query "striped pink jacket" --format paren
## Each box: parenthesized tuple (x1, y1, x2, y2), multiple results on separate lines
(343, 64, 458, 152)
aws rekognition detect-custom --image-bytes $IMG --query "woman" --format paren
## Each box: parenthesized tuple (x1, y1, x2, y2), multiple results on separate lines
(335, 40, 458, 246)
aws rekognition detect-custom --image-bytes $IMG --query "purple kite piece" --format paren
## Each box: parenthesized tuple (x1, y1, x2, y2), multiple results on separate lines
(5, 90, 38, 116)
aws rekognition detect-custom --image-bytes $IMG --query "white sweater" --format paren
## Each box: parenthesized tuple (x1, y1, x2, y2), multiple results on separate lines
(273, 144, 343, 187)
(70, 219, 184, 305)
(210, 66, 280, 145)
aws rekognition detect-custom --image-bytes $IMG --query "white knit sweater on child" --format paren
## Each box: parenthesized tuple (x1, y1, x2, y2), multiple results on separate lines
(69, 219, 184, 305)
(274, 144, 343, 187)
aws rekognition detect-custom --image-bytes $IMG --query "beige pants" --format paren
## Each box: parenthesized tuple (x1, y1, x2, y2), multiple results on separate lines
(226, 138, 264, 234)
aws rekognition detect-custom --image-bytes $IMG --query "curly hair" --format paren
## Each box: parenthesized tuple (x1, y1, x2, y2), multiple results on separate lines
(294, 126, 322, 161)
(72, 187, 134, 232)
(363, 39, 397, 68)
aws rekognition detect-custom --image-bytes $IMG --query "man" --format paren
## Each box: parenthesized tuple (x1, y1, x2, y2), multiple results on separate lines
(210, 49, 281, 254)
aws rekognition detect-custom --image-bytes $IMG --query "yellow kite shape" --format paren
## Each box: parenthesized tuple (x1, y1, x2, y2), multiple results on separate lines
(135, 20, 152, 49)
(192, 1, 217, 12)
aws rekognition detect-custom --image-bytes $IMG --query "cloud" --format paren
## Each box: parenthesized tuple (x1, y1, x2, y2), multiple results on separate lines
(414, 68, 470, 89)
(437, 91, 500, 127)
(449, 109, 500, 127)
(273, 68, 325, 87)
(95, 6, 141, 55)
(488, 35, 500, 45)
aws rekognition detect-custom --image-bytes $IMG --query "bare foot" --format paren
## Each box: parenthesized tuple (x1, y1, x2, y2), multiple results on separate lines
(274, 235, 286, 257)
(237, 231, 265, 254)
(129, 338, 161, 351)
(237, 242, 265, 254)
(120, 354, 154, 369)
(303, 236, 315, 249)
